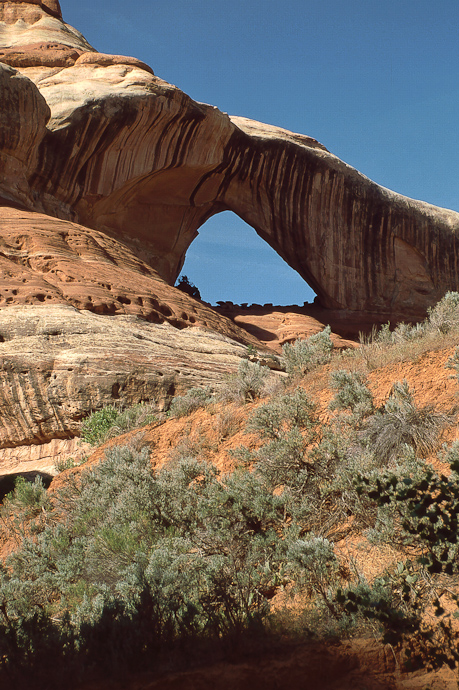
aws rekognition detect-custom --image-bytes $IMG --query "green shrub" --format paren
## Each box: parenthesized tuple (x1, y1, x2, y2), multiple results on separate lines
(373, 321, 426, 345)
(54, 456, 88, 473)
(282, 326, 333, 379)
(369, 292, 459, 345)
(342, 446, 459, 672)
(106, 402, 157, 436)
(239, 387, 368, 530)
(169, 387, 213, 417)
(219, 359, 270, 403)
(242, 388, 319, 492)
(243, 379, 445, 536)
(0, 445, 298, 686)
(55, 457, 76, 473)
(392, 321, 426, 342)
(80, 406, 120, 446)
(427, 291, 459, 334)
(329, 370, 374, 421)
(352, 293, 459, 372)
(255, 427, 309, 490)
(0, 475, 53, 552)
(6, 476, 50, 518)
(357, 458, 455, 566)
(80, 403, 157, 446)
(287, 536, 343, 620)
(247, 387, 317, 440)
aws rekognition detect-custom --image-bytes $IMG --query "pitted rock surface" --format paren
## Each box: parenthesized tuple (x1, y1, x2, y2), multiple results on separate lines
(0, 206, 264, 342)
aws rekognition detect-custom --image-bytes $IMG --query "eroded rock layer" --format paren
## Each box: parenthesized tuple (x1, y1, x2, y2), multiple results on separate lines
(0, 304, 258, 448)
(2, 2, 459, 318)
(1, 1, 459, 453)
(0, 205, 265, 341)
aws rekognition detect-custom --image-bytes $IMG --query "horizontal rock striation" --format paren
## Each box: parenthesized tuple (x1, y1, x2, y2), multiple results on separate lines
(0, 437, 91, 477)
(0, 304, 258, 448)
(0, 205, 267, 448)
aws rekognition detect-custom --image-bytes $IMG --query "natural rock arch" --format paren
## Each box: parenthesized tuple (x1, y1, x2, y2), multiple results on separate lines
(1, 0, 459, 324)
(3, 0, 459, 455)
(178, 210, 317, 306)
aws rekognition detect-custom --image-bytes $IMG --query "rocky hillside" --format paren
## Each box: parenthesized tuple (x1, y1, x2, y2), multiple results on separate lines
(2, 307, 459, 689)
(1, 0, 459, 461)
(2, 3, 459, 687)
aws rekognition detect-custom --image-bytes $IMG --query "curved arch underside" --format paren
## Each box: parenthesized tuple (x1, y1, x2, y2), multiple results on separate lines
(2, 2, 459, 321)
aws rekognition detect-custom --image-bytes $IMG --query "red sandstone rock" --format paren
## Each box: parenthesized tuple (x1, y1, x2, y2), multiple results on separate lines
(2, 3, 459, 319)
(75, 51, 154, 74)
(1, 0, 459, 452)
(0, 2, 458, 320)
(0, 42, 83, 68)
(0, 206, 267, 341)
(219, 305, 357, 352)
(0, 0, 61, 20)
(0, 206, 276, 449)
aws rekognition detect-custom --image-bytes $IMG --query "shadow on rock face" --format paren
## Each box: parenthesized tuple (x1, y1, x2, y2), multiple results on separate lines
(0, 471, 54, 502)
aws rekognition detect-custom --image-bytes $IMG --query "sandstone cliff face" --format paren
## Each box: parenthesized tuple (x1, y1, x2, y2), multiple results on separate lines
(0, 204, 266, 452)
(1, 0, 459, 456)
(0, 205, 267, 340)
(0, 304, 255, 449)
(2, 1, 459, 318)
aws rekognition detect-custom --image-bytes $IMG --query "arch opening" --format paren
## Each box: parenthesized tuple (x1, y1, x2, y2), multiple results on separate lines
(178, 211, 316, 307)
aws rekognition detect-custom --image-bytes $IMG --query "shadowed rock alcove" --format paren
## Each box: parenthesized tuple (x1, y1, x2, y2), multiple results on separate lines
(0, 471, 54, 503)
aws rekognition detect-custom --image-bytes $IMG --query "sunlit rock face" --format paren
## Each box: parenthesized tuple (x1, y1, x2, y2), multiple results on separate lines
(0, 304, 254, 448)
(1, 0, 459, 455)
(0, 202, 263, 449)
(1, 0, 459, 318)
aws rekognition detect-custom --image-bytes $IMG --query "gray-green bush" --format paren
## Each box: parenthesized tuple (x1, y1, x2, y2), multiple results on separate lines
(329, 370, 374, 421)
(427, 291, 459, 334)
(282, 326, 333, 379)
(0, 444, 314, 687)
(0, 476, 52, 545)
(219, 359, 270, 403)
(169, 387, 214, 417)
(80, 402, 157, 446)
(242, 388, 319, 492)
(359, 380, 449, 463)
(360, 292, 459, 353)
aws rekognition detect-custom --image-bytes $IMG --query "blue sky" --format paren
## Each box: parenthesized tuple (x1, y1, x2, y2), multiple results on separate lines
(62, 0, 459, 306)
